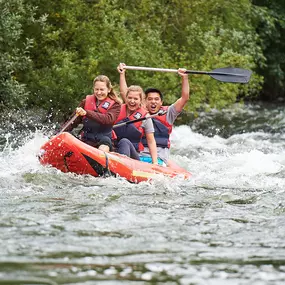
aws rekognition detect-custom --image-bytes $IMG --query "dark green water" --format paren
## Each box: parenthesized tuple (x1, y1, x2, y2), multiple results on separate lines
(1, 103, 285, 284)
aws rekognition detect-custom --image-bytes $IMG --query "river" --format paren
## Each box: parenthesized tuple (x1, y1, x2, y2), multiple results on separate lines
(1, 102, 285, 284)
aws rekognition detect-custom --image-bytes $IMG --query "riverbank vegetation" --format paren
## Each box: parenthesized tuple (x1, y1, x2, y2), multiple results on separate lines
(1, 0, 284, 119)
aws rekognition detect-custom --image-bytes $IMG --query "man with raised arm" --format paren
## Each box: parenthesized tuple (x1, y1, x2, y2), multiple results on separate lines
(117, 63, 190, 166)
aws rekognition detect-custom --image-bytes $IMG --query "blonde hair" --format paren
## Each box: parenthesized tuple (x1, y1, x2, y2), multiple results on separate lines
(126, 85, 146, 107)
(93, 75, 122, 104)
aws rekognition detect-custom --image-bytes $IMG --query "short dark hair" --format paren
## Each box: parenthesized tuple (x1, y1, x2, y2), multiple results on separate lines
(144, 88, 163, 101)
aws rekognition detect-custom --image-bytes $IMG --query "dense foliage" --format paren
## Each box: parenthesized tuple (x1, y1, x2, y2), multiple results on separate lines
(0, 0, 284, 119)
(252, 0, 285, 101)
(0, 0, 43, 107)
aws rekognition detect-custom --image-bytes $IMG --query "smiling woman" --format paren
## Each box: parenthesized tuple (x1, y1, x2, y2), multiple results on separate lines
(58, 75, 122, 152)
(113, 85, 159, 165)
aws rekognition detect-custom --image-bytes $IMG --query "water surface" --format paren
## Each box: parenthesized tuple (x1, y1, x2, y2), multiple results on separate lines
(1, 103, 285, 284)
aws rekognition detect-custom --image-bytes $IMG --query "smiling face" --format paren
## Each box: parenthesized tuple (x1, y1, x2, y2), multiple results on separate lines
(125, 85, 144, 113)
(93, 81, 110, 101)
(126, 91, 142, 112)
(145, 92, 163, 114)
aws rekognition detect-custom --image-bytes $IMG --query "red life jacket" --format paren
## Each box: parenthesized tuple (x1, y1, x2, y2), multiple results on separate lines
(82, 95, 115, 141)
(84, 95, 115, 113)
(114, 104, 148, 151)
(142, 106, 172, 148)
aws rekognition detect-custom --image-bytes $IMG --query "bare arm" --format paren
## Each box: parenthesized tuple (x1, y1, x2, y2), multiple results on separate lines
(145, 132, 158, 164)
(173, 68, 190, 113)
(117, 63, 128, 102)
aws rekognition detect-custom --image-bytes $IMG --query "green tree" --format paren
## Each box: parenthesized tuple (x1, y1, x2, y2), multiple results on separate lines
(97, 0, 263, 110)
(0, 0, 44, 107)
(20, 0, 96, 118)
(10, 0, 265, 117)
(252, 0, 285, 101)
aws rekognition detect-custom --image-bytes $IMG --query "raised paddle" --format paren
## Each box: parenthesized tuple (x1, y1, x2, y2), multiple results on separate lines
(123, 65, 252, 84)
(113, 110, 167, 129)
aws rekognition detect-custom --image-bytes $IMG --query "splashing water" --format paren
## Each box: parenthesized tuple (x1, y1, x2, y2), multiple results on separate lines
(1, 103, 285, 284)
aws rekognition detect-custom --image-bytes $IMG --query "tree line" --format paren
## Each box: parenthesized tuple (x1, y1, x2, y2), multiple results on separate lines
(0, 0, 284, 120)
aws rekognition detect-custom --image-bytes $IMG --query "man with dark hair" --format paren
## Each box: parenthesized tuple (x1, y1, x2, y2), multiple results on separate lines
(144, 87, 163, 100)
(117, 63, 190, 165)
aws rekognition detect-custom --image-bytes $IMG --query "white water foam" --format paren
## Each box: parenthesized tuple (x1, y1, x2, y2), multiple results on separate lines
(1, 124, 285, 193)
(170, 125, 285, 191)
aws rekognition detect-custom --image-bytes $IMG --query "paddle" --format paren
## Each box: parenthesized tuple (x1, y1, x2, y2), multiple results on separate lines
(58, 110, 165, 133)
(58, 109, 164, 134)
(58, 113, 78, 134)
(113, 110, 167, 129)
(124, 65, 252, 84)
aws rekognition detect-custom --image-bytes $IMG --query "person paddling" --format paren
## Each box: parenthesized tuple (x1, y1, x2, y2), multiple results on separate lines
(60, 75, 121, 152)
(117, 63, 190, 165)
(113, 85, 158, 165)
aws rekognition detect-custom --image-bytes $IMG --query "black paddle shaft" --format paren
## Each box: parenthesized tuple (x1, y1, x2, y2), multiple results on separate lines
(124, 65, 252, 84)
(186, 67, 252, 83)
(113, 110, 166, 129)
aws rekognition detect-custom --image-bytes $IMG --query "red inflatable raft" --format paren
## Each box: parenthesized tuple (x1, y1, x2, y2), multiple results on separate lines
(38, 132, 191, 183)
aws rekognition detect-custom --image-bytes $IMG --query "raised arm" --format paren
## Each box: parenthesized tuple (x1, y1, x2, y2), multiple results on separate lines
(117, 62, 128, 102)
(173, 68, 190, 113)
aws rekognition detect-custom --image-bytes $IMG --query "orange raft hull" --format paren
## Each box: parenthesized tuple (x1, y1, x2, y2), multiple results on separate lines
(38, 132, 192, 183)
